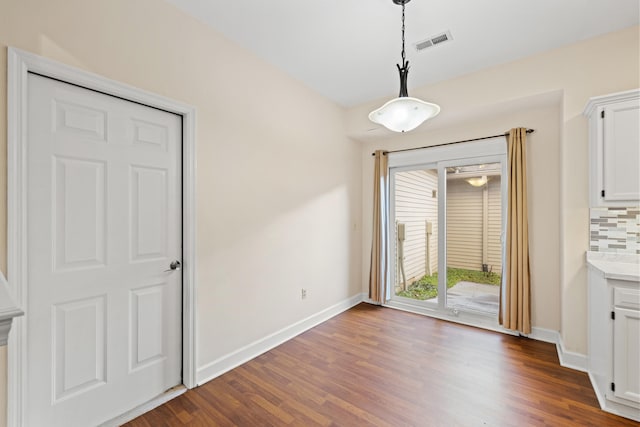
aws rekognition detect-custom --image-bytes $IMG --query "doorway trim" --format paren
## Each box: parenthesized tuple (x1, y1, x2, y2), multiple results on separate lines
(6, 47, 197, 426)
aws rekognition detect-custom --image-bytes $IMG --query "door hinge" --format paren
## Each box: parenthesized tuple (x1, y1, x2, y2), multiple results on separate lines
(601, 110, 605, 119)
(611, 311, 615, 320)
(601, 190, 605, 197)
(611, 382, 615, 392)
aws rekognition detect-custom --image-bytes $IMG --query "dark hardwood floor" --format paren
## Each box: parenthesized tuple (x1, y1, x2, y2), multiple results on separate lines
(125, 303, 637, 426)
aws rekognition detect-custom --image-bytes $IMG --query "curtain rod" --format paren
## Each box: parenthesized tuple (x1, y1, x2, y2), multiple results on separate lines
(371, 128, 535, 156)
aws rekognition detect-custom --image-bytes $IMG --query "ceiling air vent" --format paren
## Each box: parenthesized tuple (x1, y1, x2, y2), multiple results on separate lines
(415, 30, 453, 52)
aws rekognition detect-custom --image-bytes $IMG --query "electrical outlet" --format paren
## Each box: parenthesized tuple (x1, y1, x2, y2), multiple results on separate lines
(301, 288, 307, 299)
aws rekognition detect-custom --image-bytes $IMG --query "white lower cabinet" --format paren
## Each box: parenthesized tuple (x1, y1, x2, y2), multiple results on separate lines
(588, 265, 640, 422)
(613, 285, 640, 405)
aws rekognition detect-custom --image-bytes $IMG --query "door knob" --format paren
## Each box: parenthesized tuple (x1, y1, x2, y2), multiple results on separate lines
(165, 260, 181, 272)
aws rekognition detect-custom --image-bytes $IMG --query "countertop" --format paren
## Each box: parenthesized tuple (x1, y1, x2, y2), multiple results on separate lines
(586, 251, 640, 282)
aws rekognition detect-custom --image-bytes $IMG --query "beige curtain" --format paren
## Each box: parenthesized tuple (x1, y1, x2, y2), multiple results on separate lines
(369, 150, 389, 304)
(500, 128, 531, 334)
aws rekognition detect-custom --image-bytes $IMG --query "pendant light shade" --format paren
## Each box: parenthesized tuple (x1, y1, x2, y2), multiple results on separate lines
(369, 97, 440, 133)
(466, 175, 488, 187)
(369, 0, 440, 133)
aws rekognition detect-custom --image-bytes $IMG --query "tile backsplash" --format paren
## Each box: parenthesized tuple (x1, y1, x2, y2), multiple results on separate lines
(590, 207, 640, 254)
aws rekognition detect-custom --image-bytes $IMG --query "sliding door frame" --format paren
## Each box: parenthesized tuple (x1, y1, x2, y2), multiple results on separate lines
(385, 137, 516, 334)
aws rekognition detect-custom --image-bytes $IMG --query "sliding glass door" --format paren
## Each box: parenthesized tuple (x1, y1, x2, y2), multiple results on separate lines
(442, 160, 504, 316)
(388, 139, 507, 328)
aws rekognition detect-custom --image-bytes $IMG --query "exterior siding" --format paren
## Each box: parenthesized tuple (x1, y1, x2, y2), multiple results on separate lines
(446, 179, 483, 270)
(394, 170, 438, 286)
(446, 175, 503, 272)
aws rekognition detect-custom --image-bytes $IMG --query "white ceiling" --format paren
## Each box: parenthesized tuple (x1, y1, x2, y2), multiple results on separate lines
(165, 0, 639, 107)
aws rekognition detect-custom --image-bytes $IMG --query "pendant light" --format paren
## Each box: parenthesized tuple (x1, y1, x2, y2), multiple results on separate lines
(369, 0, 440, 133)
(466, 176, 488, 187)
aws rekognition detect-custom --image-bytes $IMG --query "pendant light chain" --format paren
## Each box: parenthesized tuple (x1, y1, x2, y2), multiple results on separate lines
(401, 2, 406, 64)
(396, 1, 410, 98)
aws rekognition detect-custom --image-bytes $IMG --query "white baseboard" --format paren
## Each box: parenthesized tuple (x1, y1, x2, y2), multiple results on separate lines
(588, 371, 607, 410)
(196, 293, 365, 385)
(528, 327, 559, 344)
(556, 334, 588, 372)
(528, 327, 587, 372)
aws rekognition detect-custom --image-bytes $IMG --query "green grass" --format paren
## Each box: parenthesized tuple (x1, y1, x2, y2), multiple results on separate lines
(396, 267, 501, 300)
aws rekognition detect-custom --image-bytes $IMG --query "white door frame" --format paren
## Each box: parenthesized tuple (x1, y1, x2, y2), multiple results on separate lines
(6, 47, 198, 426)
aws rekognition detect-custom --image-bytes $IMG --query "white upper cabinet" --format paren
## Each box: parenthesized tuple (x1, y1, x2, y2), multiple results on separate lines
(584, 89, 640, 206)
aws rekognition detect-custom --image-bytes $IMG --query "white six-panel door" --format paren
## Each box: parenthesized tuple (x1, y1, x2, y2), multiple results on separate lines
(26, 73, 182, 426)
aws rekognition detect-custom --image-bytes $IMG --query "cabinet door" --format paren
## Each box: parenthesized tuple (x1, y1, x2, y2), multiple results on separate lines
(603, 99, 640, 201)
(613, 306, 640, 404)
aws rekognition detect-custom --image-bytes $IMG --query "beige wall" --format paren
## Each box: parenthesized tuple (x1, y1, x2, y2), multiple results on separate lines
(0, 0, 362, 424)
(356, 25, 640, 354)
